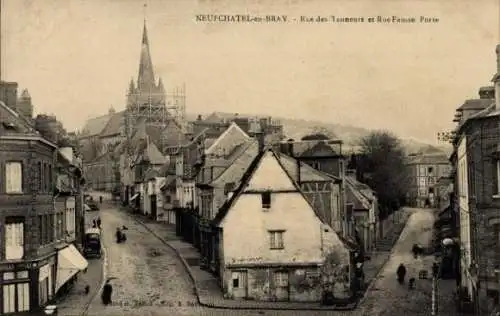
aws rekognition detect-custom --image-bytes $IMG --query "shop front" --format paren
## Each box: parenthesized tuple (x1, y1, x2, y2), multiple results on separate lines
(0, 254, 57, 315)
(55, 244, 88, 296)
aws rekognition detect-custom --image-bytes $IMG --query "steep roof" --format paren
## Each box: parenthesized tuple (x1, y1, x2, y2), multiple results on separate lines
(205, 121, 250, 156)
(407, 154, 450, 165)
(80, 114, 113, 137)
(456, 99, 493, 111)
(0, 101, 39, 137)
(100, 111, 125, 137)
(277, 153, 339, 182)
(212, 148, 338, 227)
(137, 20, 156, 93)
(345, 175, 374, 211)
(211, 140, 259, 187)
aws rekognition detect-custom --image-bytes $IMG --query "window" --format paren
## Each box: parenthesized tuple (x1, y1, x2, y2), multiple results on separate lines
(5, 217, 24, 260)
(261, 191, 271, 209)
(428, 188, 434, 194)
(311, 161, 321, 170)
(165, 195, 171, 204)
(428, 167, 434, 174)
(269, 230, 284, 249)
(38, 162, 42, 191)
(232, 277, 239, 288)
(5, 162, 23, 193)
(273, 271, 289, 287)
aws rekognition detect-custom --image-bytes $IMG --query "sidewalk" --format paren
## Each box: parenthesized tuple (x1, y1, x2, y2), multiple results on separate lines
(56, 257, 104, 316)
(127, 208, 412, 311)
(363, 208, 414, 289)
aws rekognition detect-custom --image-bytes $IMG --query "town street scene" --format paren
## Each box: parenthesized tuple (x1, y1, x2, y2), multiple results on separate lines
(0, 0, 498, 315)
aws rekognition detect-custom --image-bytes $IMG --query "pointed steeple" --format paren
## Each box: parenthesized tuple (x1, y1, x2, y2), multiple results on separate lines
(158, 77, 165, 92)
(137, 19, 155, 93)
(128, 78, 135, 94)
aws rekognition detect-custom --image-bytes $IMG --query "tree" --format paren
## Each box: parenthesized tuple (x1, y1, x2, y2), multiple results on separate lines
(356, 131, 410, 218)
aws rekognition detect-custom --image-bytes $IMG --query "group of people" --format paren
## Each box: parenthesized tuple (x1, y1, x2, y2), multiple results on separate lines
(396, 243, 441, 290)
(92, 217, 101, 229)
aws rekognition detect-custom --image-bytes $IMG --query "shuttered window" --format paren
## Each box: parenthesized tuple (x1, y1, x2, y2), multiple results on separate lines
(5, 162, 23, 193)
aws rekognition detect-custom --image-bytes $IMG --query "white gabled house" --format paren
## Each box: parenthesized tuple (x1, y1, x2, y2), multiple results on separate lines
(211, 147, 357, 303)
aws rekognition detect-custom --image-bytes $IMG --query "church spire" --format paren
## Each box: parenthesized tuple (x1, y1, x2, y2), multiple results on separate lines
(137, 19, 155, 93)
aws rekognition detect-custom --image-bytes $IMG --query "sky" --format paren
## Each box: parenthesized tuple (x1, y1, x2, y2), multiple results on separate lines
(1, 0, 499, 144)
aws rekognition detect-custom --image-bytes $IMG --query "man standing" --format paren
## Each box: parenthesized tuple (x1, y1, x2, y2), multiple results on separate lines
(101, 280, 113, 305)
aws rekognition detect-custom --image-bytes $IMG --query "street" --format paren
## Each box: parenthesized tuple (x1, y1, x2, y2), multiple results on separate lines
(75, 203, 453, 316)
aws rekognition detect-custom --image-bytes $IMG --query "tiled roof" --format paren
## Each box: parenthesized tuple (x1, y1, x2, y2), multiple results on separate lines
(0, 101, 39, 137)
(277, 153, 336, 182)
(100, 111, 125, 137)
(408, 154, 450, 165)
(457, 99, 493, 111)
(145, 142, 168, 165)
(81, 114, 113, 137)
(345, 176, 373, 211)
(204, 137, 217, 150)
(211, 140, 259, 187)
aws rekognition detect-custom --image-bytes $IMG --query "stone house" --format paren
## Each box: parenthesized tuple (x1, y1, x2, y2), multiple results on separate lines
(406, 149, 451, 208)
(451, 45, 500, 315)
(211, 145, 357, 303)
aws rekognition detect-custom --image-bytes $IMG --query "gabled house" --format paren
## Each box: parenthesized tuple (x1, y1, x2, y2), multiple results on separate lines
(211, 145, 358, 303)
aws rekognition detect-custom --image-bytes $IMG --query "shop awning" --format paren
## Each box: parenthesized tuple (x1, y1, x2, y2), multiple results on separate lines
(130, 193, 140, 202)
(56, 244, 88, 292)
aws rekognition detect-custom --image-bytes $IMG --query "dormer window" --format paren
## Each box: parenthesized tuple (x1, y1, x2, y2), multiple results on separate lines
(261, 191, 271, 209)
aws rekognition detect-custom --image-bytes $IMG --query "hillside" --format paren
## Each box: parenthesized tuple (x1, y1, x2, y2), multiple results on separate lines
(190, 112, 452, 156)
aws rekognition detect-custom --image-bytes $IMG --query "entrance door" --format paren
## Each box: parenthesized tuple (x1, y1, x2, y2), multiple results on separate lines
(231, 271, 248, 299)
(151, 195, 157, 220)
(273, 271, 289, 301)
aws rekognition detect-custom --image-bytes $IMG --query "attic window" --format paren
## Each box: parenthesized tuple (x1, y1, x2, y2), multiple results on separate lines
(2, 122, 16, 130)
(261, 191, 271, 209)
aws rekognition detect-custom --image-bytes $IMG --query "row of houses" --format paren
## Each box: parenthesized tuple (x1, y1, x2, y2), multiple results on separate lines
(0, 82, 88, 315)
(108, 110, 387, 302)
(445, 45, 500, 315)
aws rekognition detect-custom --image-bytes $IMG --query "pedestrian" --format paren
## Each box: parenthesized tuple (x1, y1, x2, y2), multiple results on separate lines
(97, 217, 101, 229)
(92, 219, 97, 228)
(101, 280, 113, 305)
(432, 262, 440, 278)
(100, 196, 103, 204)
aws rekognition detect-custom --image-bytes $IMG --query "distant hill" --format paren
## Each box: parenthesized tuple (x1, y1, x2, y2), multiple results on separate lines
(189, 112, 452, 156)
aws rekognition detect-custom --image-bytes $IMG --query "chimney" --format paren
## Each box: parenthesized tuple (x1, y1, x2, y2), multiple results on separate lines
(495, 44, 500, 109)
(257, 131, 265, 152)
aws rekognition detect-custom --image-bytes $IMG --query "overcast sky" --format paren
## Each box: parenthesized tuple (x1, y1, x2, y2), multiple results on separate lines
(2, 0, 498, 143)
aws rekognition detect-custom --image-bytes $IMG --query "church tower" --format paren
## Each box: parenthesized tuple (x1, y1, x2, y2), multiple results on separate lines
(125, 20, 168, 138)
(124, 19, 187, 140)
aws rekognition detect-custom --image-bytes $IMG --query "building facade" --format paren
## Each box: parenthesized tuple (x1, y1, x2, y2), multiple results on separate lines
(212, 147, 357, 302)
(0, 101, 87, 314)
(407, 151, 451, 208)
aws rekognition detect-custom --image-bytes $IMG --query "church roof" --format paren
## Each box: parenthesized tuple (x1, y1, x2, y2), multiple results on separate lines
(100, 111, 125, 137)
(137, 20, 156, 93)
(81, 114, 114, 137)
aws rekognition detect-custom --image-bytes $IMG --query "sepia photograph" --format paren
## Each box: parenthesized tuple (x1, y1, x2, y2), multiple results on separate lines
(0, 0, 498, 315)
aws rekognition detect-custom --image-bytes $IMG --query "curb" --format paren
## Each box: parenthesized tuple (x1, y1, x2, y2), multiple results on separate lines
(358, 209, 414, 306)
(130, 213, 359, 311)
(80, 227, 108, 315)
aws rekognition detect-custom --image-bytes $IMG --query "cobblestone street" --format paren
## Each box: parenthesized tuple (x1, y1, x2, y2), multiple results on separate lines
(84, 204, 200, 316)
(75, 202, 456, 316)
(357, 208, 457, 316)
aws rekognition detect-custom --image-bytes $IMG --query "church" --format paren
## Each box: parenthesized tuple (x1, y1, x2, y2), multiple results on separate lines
(80, 20, 187, 192)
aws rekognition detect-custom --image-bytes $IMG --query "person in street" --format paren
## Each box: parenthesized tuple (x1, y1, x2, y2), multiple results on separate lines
(101, 280, 113, 305)
(397, 263, 407, 284)
(99, 196, 103, 204)
(115, 227, 122, 244)
(432, 261, 440, 278)
(92, 219, 97, 228)
(96, 217, 101, 229)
